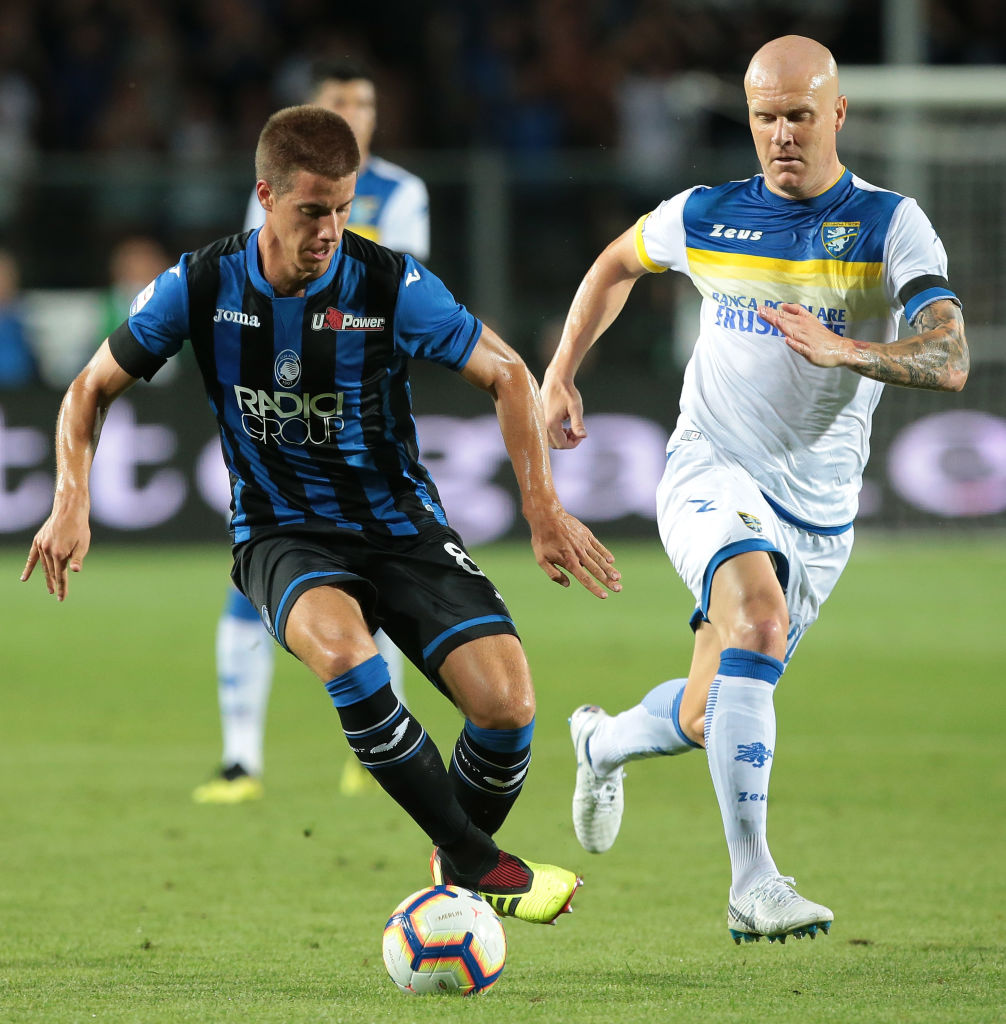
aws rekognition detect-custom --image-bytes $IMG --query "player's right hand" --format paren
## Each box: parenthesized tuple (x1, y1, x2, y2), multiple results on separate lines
(540, 371, 587, 450)
(21, 509, 91, 602)
(528, 504, 621, 599)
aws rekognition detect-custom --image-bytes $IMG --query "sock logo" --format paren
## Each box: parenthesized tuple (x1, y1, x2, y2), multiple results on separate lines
(483, 765, 530, 791)
(370, 717, 411, 755)
(734, 741, 773, 767)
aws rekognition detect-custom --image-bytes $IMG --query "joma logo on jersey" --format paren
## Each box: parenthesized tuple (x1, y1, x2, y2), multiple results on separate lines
(233, 385, 345, 446)
(821, 221, 860, 259)
(311, 307, 386, 332)
(710, 224, 763, 241)
(214, 307, 261, 327)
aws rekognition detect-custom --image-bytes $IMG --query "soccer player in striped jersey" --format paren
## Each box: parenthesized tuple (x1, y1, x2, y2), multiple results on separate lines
(24, 105, 621, 925)
(199, 58, 431, 804)
(542, 35, 968, 943)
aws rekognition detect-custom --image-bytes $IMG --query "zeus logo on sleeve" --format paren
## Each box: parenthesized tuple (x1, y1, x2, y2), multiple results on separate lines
(232, 386, 345, 446)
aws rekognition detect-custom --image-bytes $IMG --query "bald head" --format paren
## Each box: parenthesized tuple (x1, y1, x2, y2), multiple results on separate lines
(745, 35, 839, 100)
(743, 35, 847, 200)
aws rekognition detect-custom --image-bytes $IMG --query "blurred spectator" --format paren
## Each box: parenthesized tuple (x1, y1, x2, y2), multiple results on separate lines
(0, 1, 40, 226)
(0, 248, 40, 389)
(927, 0, 1006, 64)
(99, 235, 179, 384)
(99, 235, 171, 339)
(12, 0, 999, 159)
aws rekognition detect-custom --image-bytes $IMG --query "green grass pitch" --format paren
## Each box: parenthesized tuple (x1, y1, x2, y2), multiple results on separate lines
(1, 537, 1003, 1023)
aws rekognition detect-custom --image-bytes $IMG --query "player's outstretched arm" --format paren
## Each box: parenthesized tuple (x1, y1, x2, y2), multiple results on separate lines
(21, 341, 138, 600)
(460, 327, 621, 599)
(541, 227, 648, 449)
(759, 299, 969, 392)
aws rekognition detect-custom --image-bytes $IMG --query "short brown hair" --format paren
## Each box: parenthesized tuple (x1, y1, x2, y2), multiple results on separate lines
(255, 105, 360, 196)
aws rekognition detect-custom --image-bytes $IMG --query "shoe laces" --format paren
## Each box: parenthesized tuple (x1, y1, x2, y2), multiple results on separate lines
(592, 769, 624, 805)
(755, 874, 800, 904)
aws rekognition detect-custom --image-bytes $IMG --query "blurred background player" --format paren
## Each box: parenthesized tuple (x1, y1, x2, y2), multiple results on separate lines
(194, 58, 430, 804)
(0, 248, 40, 390)
(99, 237, 173, 343)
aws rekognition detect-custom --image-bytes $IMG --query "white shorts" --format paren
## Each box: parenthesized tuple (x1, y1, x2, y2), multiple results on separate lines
(656, 432, 854, 663)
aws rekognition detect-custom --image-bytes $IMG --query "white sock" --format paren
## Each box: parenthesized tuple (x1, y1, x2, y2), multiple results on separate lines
(375, 629, 407, 706)
(217, 610, 274, 777)
(704, 648, 783, 897)
(589, 679, 700, 776)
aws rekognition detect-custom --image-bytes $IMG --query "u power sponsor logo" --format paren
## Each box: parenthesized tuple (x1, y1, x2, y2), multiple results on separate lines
(311, 307, 386, 332)
(233, 385, 345, 446)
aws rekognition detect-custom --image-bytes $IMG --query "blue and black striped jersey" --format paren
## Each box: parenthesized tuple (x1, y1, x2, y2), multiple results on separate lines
(109, 229, 481, 543)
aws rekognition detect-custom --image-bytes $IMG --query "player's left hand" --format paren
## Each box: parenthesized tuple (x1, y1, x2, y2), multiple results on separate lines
(527, 505, 621, 599)
(758, 302, 851, 368)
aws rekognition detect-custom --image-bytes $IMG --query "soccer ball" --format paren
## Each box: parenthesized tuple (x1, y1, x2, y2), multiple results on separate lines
(382, 885, 507, 995)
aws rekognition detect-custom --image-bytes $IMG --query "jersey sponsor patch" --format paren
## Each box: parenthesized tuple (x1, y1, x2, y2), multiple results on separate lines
(738, 511, 763, 533)
(311, 307, 386, 332)
(129, 280, 157, 316)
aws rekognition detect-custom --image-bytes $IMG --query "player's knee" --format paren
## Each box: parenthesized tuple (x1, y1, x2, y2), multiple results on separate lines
(466, 680, 535, 731)
(309, 637, 379, 682)
(724, 613, 787, 659)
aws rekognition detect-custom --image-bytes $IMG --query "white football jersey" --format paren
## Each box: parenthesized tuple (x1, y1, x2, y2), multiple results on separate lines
(638, 168, 957, 528)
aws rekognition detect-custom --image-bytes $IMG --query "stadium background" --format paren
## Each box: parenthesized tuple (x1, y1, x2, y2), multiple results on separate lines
(1, 0, 1004, 546)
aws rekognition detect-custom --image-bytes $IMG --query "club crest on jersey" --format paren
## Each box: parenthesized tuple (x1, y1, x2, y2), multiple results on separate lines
(737, 511, 763, 533)
(274, 349, 301, 389)
(821, 221, 860, 259)
(311, 307, 386, 332)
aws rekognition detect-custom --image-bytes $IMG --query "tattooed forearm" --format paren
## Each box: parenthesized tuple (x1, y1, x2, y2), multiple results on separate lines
(849, 300, 969, 391)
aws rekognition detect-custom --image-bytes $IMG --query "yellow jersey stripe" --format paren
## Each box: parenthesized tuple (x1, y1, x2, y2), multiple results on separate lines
(686, 247, 883, 287)
(634, 214, 668, 274)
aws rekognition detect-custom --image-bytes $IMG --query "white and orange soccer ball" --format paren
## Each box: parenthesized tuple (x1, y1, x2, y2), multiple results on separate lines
(382, 885, 507, 995)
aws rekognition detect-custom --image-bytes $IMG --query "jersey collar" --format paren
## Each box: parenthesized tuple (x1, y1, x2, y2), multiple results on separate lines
(245, 228, 342, 298)
(756, 167, 853, 210)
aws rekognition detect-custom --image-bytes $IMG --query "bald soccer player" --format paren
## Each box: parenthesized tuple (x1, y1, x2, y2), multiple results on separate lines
(542, 35, 968, 944)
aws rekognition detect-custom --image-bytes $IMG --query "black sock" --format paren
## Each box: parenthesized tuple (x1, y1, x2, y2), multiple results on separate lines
(448, 722, 532, 836)
(335, 682, 496, 868)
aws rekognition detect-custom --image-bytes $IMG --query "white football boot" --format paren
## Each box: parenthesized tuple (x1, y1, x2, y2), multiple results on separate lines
(727, 872, 833, 944)
(569, 705, 625, 854)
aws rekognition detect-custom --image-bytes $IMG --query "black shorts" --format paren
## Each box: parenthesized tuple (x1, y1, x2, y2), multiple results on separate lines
(231, 525, 519, 687)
